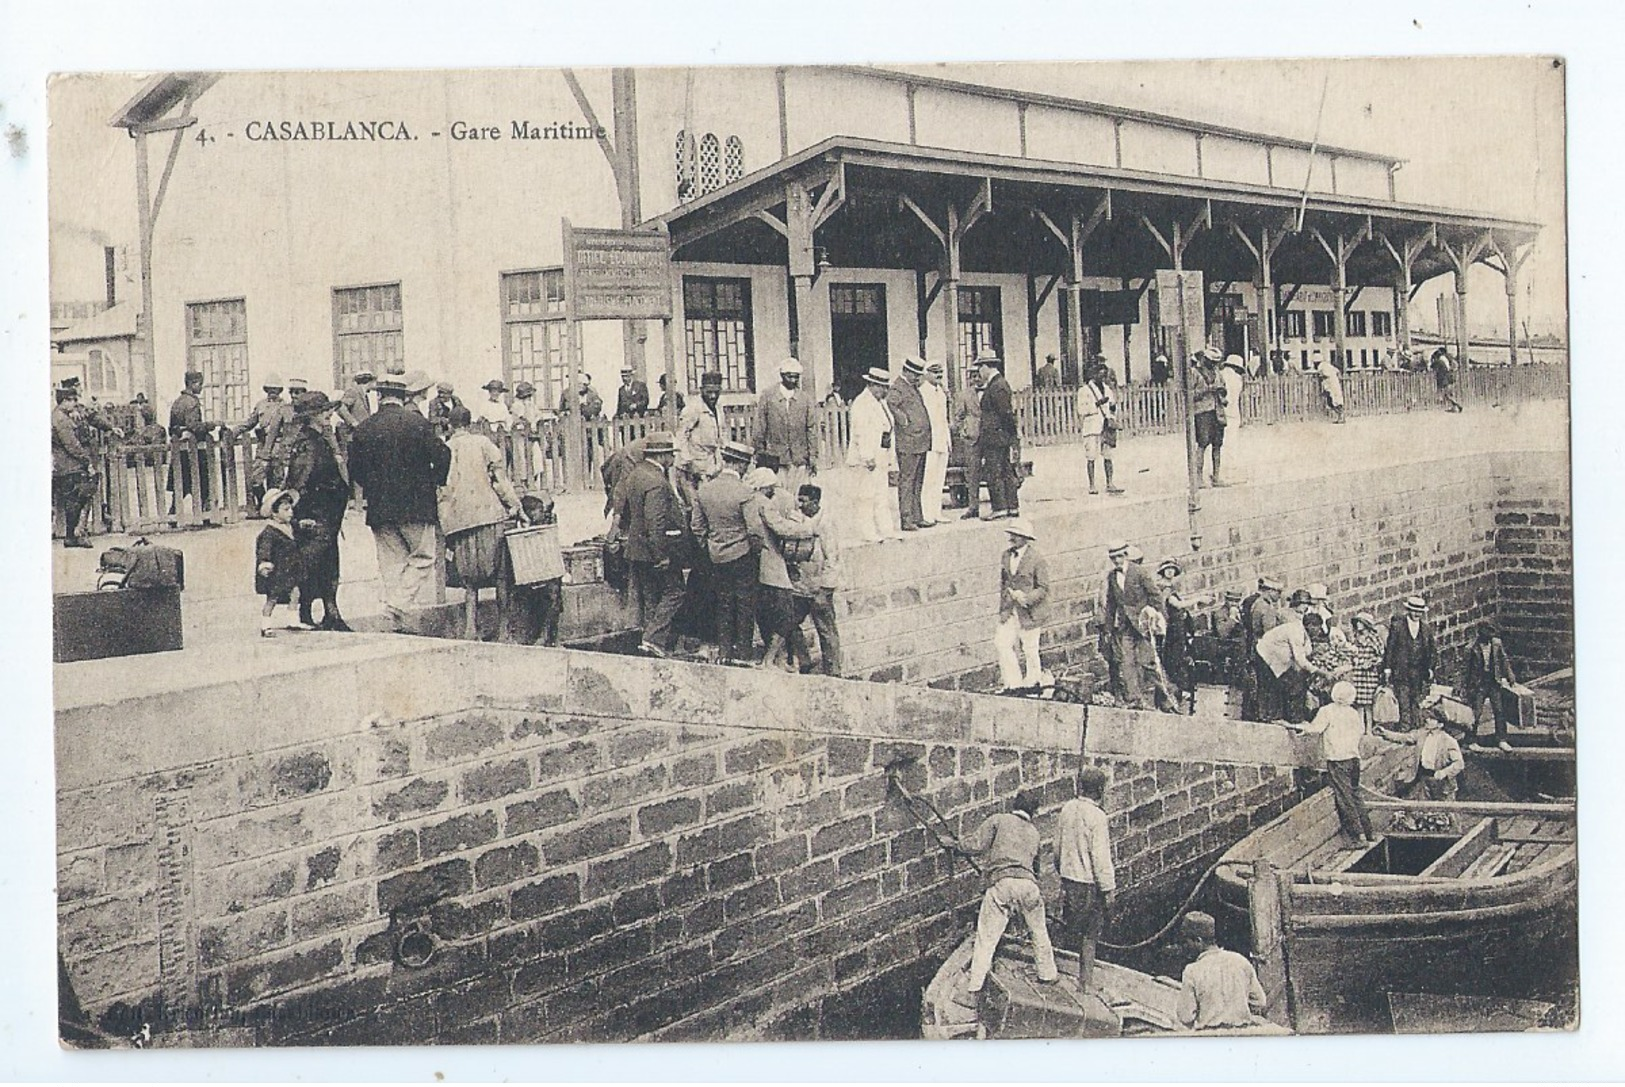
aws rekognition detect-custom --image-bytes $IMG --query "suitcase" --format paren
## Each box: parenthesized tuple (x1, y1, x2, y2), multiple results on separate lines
(54, 587, 183, 662)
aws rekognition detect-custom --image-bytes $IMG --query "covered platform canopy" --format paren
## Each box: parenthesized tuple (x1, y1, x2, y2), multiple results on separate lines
(650, 134, 1540, 379)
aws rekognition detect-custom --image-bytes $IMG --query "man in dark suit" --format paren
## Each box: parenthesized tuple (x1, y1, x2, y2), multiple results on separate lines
(889, 356, 934, 530)
(971, 355, 1021, 519)
(1461, 623, 1519, 751)
(347, 375, 452, 629)
(614, 367, 651, 418)
(617, 431, 689, 657)
(1382, 594, 1437, 730)
(1103, 539, 1171, 709)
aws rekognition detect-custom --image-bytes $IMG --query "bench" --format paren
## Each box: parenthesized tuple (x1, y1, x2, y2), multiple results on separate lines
(944, 461, 1035, 509)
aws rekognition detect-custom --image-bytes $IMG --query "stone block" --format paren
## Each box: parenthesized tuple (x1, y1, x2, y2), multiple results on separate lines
(460, 758, 533, 805)
(291, 885, 372, 943)
(671, 751, 719, 788)
(376, 858, 473, 916)
(779, 857, 837, 902)
(810, 814, 873, 858)
(371, 776, 451, 822)
(57, 852, 101, 903)
(509, 872, 583, 922)
(585, 842, 674, 901)
(542, 815, 633, 866)
(474, 841, 542, 891)
(196, 854, 301, 917)
(504, 788, 580, 837)
(580, 764, 669, 815)
(422, 712, 509, 766)
(822, 875, 882, 919)
(607, 726, 674, 768)
(723, 736, 789, 775)
(420, 810, 500, 861)
(754, 834, 809, 877)
(565, 657, 651, 720)
(225, 938, 344, 1005)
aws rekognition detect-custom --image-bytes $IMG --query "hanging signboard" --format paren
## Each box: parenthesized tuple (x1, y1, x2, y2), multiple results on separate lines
(562, 221, 674, 321)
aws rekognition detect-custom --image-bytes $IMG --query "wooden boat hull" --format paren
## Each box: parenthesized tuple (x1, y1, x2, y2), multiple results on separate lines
(1214, 782, 1577, 1034)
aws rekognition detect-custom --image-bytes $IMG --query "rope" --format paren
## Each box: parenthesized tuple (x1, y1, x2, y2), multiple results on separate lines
(1099, 859, 1224, 952)
(887, 770, 982, 877)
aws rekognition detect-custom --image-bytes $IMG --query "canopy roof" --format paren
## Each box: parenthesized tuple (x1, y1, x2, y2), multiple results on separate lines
(652, 136, 1538, 291)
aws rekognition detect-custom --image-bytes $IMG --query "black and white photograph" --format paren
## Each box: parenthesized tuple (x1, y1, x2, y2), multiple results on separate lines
(25, 22, 1604, 1072)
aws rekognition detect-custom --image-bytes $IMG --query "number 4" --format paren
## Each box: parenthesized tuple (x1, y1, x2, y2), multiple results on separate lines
(194, 128, 213, 146)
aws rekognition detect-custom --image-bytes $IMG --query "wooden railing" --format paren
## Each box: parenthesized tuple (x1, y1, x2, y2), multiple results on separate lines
(69, 364, 1568, 536)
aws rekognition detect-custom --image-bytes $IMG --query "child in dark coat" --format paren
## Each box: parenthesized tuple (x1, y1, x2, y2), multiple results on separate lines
(256, 488, 308, 635)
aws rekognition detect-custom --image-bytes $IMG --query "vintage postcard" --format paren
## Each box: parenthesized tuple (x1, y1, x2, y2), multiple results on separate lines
(47, 56, 1575, 1052)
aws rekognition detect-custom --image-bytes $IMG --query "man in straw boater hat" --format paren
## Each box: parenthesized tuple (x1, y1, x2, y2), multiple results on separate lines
(888, 356, 934, 531)
(616, 430, 689, 657)
(614, 365, 650, 419)
(995, 517, 1051, 690)
(347, 373, 452, 632)
(921, 360, 952, 526)
(1102, 538, 1175, 709)
(1382, 594, 1438, 731)
(972, 354, 1021, 520)
(845, 365, 901, 543)
(691, 440, 759, 666)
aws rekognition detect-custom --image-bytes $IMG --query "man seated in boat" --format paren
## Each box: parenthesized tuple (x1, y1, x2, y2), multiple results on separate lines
(953, 790, 1061, 1006)
(1174, 911, 1267, 1031)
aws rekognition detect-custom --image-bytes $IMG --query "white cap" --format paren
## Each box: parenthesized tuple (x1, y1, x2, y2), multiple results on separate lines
(1004, 518, 1036, 540)
(779, 358, 803, 375)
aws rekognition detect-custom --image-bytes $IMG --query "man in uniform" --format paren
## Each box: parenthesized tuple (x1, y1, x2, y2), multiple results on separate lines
(614, 366, 651, 418)
(346, 375, 452, 630)
(336, 366, 375, 456)
(675, 371, 724, 509)
(168, 370, 216, 516)
(236, 373, 293, 515)
(52, 382, 95, 547)
(751, 358, 819, 487)
(889, 356, 934, 531)
(972, 355, 1020, 520)
(1190, 345, 1230, 486)
(617, 431, 688, 657)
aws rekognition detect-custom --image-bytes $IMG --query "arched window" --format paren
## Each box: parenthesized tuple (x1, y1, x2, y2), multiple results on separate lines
(698, 133, 721, 195)
(674, 129, 697, 203)
(87, 349, 107, 394)
(724, 135, 744, 184)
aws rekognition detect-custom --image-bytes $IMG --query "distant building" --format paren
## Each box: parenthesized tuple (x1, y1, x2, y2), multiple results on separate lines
(75, 67, 1536, 421)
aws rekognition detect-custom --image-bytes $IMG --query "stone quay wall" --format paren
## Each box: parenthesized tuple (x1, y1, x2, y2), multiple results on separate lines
(838, 450, 1571, 691)
(57, 642, 1307, 1045)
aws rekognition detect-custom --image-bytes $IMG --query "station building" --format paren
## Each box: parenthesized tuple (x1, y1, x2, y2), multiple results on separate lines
(78, 66, 1536, 422)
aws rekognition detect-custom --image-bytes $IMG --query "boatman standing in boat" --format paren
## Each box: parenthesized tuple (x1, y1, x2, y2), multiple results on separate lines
(955, 791, 1061, 1005)
(1174, 911, 1267, 1030)
(1057, 767, 1116, 996)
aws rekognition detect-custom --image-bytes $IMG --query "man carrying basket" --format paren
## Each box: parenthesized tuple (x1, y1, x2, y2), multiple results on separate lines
(438, 405, 525, 639)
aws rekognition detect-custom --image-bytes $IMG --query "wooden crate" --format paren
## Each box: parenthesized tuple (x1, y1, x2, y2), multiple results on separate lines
(505, 524, 565, 585)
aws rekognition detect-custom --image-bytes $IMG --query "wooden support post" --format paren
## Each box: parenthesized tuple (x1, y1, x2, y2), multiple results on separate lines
(1248, 859, 1293, 1029)
(1439, 231, 1491, 367)
(134, 128, 156, 403)
(1489, 236, 1532, 365)
(942, 201, 962, 386)
(661, 317, 679, 431)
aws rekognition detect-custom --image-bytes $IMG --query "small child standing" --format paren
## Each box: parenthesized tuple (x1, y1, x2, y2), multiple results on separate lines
(256, 488, 308, 636)
(1293, 679, 1377, 846)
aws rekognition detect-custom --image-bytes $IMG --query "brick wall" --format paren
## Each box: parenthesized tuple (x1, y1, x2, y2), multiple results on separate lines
(1492, 451, 1573, 676)
(839, 450, 1572, 689)
(57, 642, 1303, 1045)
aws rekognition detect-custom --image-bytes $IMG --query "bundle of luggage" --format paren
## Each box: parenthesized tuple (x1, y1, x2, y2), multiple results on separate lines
(96, 538, 185, 592)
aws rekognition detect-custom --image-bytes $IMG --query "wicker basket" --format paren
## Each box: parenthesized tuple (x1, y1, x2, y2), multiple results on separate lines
(504, 523, 565, 585)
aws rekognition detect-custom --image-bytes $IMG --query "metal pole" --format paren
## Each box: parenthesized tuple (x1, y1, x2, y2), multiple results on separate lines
(1173, 275, 1202, 551)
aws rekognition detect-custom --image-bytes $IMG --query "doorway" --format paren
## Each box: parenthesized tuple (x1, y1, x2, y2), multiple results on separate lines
(830, 283, 888, 403)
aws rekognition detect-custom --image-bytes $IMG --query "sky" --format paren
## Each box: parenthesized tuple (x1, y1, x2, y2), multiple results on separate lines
(47, 57, 1566, 340)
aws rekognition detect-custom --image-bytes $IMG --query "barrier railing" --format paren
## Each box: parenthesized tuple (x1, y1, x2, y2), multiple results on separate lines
(69, 364, 1567, 536)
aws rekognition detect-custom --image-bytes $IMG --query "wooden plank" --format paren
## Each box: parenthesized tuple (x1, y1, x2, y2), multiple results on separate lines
(1418, 817, 1498, 879)
(1501, 815, 1542, 839)
(1458, 844, 1517, 881)
(1324, 844, 1377, 875)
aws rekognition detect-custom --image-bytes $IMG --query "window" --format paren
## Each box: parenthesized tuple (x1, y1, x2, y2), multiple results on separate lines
(724, 136, 744, 184)
(86, 348, 117, 396)
(332, 283, 403, 387)
(1311, 309, 1335, 339)
(682, 276, 755, 391)
(186, 298, 250, 422)
(502, 269, 568, 409)
(1371, 310, 1393, 338)
(698, 133, 721, 195)
(1280, 310, 1306, 339)
(674, 130, 698, 203)
(1346, 310, 1367, 337)
(958, 286, 1003, 368)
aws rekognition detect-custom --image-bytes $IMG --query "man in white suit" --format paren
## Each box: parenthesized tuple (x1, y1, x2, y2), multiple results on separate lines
(845, 366, 899, 544)
(921, 360, 952, 525)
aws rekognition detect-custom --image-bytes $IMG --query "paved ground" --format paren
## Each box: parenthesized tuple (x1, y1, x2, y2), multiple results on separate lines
(52, 398, 1567, 659)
